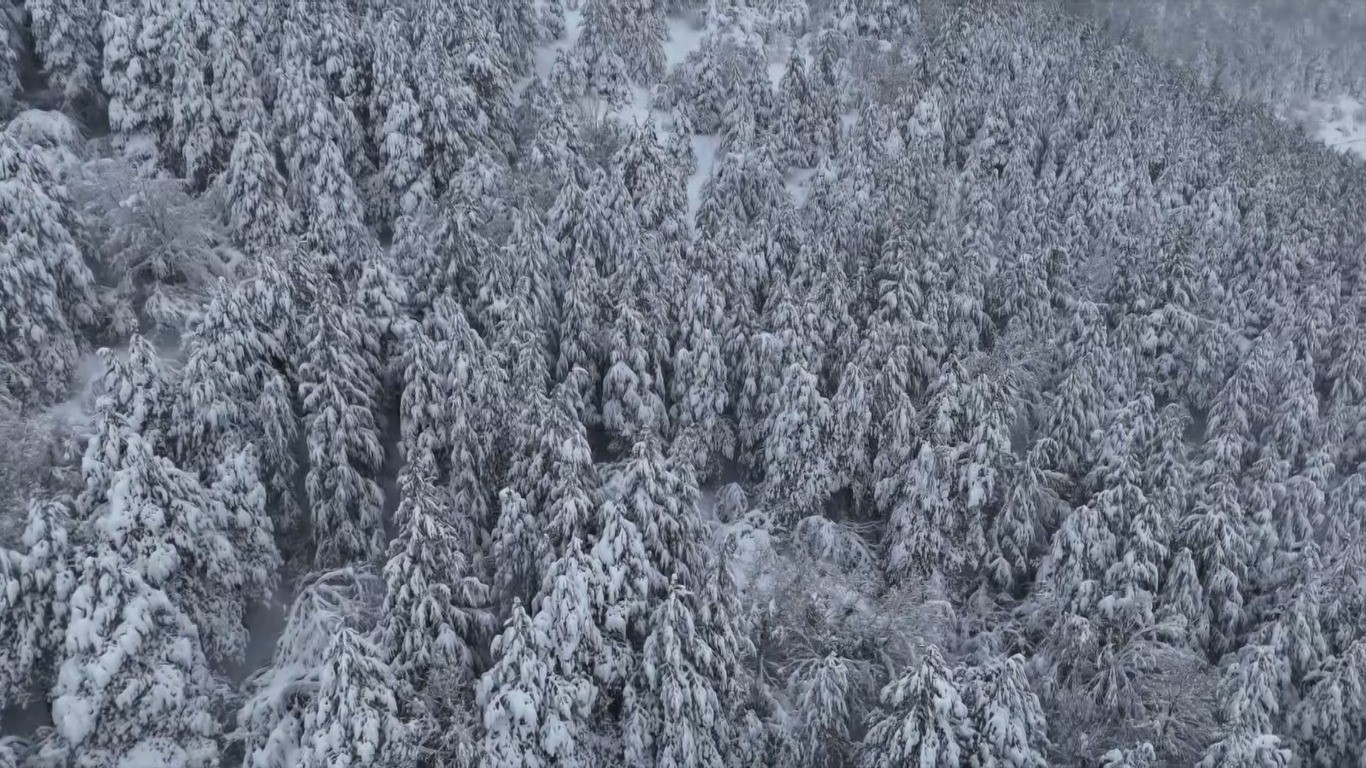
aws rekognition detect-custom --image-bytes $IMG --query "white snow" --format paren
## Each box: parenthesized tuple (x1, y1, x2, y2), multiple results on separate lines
(686, 135, 721, 221)
(1277, 93, 1366, 162)
(785, 166, 817, 208)
(1311, 95, 1366, 161)
(664, 17, 708, 69)
(44, 350, 112, 435)
(532, 8, 585, 87)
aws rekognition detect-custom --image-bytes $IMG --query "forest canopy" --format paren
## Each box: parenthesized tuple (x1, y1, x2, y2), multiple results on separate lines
(2, 0, 1366, 766)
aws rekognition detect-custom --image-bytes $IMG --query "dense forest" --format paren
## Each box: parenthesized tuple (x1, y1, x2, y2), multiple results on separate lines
(1065, 0, 1366, 158)
(2, 0, 1366, 766)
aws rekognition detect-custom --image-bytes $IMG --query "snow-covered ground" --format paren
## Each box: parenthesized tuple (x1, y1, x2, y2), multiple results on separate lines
(1310, 95, 1366, 160)
(1277, 93, 1366, 161)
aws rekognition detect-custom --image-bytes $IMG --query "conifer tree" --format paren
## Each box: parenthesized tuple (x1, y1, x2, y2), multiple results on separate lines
(612, 440, 711, 595)
(671, 273, 733, 475)
(884, 443, 959, 581)
(1291, 640, 1366, 767)
(0, 499, 73, 710)
(27, 0, 99, 107)
(492, 488, 550, 605)
(528, 540, 609, 764)
(577, 0, 666, 85)
(43, 556, 221, 767)
(859, 646, 976, 768)
(591, 498, 656, 656)
(959, 654, 1049, 768)
(773, 48, 831, 167)
(761, 363, 836, 520)
(624, 580, 732, 768)
(226, 127, 297, 253)
(791, 654, 855, 768)
(0, 134, 98, 403)
(300, 628, 411, 767)
(602, 303, 670, 441)
(380, 463, 492, 694)
(477, 600, 558, 768)
(1184, 477, 1252, 656)
(298, 289, 385, 567)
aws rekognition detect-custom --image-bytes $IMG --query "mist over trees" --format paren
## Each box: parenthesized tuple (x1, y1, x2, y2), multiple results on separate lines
(2, 0, 1366, 766)
(1066, 0, 1366, 157)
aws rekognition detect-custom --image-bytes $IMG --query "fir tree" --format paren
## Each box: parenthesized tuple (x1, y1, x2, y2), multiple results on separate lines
(761, 363, 836, 521)
(298, 289, 385, 567)
(299, 628, 411, 767)
(959, 654, 1049, 768)
(0, 134, 98, 403)
(380, 463, 492, 693)
(611, 441, 711, 595)
(624, 580, 732, 768)
(43, 556, 220, 767)
(0, 499, 73, 710)
(859, 646, 976, 768)
(27, 0, 99, 107)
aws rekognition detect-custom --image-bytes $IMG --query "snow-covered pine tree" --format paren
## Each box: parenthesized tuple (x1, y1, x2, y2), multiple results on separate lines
(298, 287, 385, 567)
(235, 567, 380, 768)
(164, 2, 221, 186)
(492, 488, 550, 606)
(26, 0, 99, 107)
(790, 654, 856, 768)
(1158, 547, 1211, 651)
(299, 627, 411, 767)
(84, 429, 253, 663)
(100, 0, 170, 147)
(0, 499, 72, 711)
(42, 554, 221, 767)
(170, 280, 284, 475)
(591, 498, 656, 659)
(226, 127, 297, 253)
(0, 4, 20, 107)
(369, 17, 430, 227)
(477, 599, 557, 768)
(602, 303, 670, 441)
(557, 227, 609, 416)
(670, 273, 733, 476)
(610, 440, 711, 595)
(577, 0, 666, 86)
(884, 443, 959, 582)
(208, 445, 281, 609)
(859, 646, 976, 768)
(380, 462, 492, 697)
(0, 133, 98, 403)
(624, 579, 732, 768)
(772, 48, 832, 168)
(613, 122, 688, 244)
(528, 539, 610, 764)
(988, 440, 1063, 592)
(1183, 475, 1252, 656)
(761, 363, 836, 521)
(1291, 640, 1366, 767)
(958, 654, 1049, 768)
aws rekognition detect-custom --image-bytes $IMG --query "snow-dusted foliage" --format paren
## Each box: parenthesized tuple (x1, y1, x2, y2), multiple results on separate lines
(0, 132, 97, 403)
(859, 646, 975, 768)
(1, 0, 1365, 764)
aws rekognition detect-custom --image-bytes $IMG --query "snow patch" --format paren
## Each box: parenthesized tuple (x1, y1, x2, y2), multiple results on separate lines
(533, 7, 585, 84)
(664, 16, 708, 68)
(785, 166, 817, 208)
(686, 134, 721, 221)
(1311, 95, 1366, 160)
(44, 351, 112, 436)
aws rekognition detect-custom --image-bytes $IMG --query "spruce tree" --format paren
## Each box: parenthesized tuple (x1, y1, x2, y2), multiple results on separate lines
(298, 288, 385, 567)
(859, 646, 976, 768)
